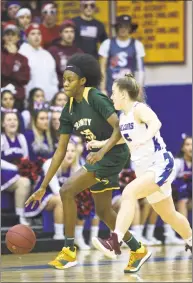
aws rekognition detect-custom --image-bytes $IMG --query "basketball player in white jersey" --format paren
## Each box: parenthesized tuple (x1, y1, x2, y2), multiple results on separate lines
(86, 74, 192, 273)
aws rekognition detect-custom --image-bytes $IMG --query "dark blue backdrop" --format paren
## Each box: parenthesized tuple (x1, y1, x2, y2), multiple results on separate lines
(146, 84, 192, 156)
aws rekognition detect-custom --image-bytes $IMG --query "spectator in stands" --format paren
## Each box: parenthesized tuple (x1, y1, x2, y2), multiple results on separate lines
(51, 91, 69, 108)
(39, 2, 60, 49)
(2, 1, 9, 25)
(72, 0, 108, 59)
(25, 108, 54, 161)
(1, 84, 16, 110)
(25, 0, 42, 24)
(50, 108, 62, 151)
(144, 209, 162, 245)
(23, 107, 63, 239)
(99, 15, 145, 97)
(1, 84, 25, 131)
(172, 135, 192, 224)
(2, 24, 30, 111)
(19, 23, 59, 101)
(1, 111, 31, 226)
(6, 1, 21, 25)
(21, 87, 46, 129)
(163, 135, 192, 245)
(48, 20, 83, 89)
(16, 8, 32, 44)
(71, 134, 86, 166)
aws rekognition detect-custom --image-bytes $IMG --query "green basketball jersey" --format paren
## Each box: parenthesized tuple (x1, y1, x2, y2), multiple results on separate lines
(59, 87, 115, 142)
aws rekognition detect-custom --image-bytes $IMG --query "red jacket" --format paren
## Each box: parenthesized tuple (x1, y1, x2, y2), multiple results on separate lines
(48, 42, 83, 89)
(1, 49, 30, 100)
(39, 24, 60, 49)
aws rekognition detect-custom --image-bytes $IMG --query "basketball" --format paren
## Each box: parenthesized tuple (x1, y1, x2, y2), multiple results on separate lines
(5, 224, 36, 254)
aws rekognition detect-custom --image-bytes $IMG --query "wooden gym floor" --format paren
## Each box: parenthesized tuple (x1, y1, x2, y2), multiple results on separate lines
(1, 245, 192, 282)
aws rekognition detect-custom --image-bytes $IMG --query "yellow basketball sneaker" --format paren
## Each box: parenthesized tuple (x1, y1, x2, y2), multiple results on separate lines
(48, 247, 78, 269)
(124, 244, 152, 273)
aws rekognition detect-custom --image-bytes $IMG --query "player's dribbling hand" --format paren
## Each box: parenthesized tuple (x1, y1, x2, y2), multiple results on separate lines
(86, 151, 104, 165)
(25, 187, 46, 209)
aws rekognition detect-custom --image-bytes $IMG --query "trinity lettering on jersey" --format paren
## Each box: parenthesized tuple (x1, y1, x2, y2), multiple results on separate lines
(74, 118, 92, 130)
(120, 122, 134, 131)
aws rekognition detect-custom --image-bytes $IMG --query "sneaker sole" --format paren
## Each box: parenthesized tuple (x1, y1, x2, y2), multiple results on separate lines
(124, 251, 152, 273)
(92, 237, 117, 260)
(55, 260, 78, 269)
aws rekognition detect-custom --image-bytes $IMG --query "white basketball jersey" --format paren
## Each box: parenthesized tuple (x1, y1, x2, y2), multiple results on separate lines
(119, 102, 166, 161)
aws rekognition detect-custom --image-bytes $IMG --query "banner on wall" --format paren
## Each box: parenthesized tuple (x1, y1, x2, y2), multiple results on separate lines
(116, 1, 185, 64)
(56, 1, 111, 35)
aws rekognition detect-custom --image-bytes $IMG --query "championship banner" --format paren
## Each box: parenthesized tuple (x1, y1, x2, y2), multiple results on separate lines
(116, 1, 185, 64)
(56, 1, 110, 35)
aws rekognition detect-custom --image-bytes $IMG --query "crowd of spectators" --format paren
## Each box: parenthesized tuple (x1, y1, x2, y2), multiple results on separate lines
(1, 0, 192, 248)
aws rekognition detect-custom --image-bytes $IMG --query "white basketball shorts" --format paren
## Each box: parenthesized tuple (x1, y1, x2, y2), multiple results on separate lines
(134, 150, 175, 204)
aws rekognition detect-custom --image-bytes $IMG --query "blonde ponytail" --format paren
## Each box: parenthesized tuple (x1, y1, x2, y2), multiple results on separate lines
(124, 73, 146, 102)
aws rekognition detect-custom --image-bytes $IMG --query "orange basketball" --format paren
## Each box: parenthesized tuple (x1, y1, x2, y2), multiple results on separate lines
(6, 224, 36, 254)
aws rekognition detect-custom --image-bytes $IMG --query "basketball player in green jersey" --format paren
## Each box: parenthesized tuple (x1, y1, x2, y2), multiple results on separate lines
(25, 54, 151, 272)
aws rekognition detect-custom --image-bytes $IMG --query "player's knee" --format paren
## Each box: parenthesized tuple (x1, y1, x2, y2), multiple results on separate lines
(112, 202, 120, 213)
(16, 177, 31, 195)
(18, 177, 31, 189)
(53, 195, 63, 207)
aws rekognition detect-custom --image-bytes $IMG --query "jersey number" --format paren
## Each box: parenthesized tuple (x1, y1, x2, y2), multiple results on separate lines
(80, 129, 96, 142)
(123, 133, 132, 142)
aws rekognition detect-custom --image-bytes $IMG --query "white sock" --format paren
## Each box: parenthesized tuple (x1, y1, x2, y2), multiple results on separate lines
(90, 226, 99, 239)
(114, 229, 124, 242)
(54, 223, 64, 236)
(132, 225, 143, 237)
(16, 207, 24, 217)
(164, 224, 175, 236)
(146, 224, 155, 239)
(185, 236, 192, 247)
(75, 225, 84, 239)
